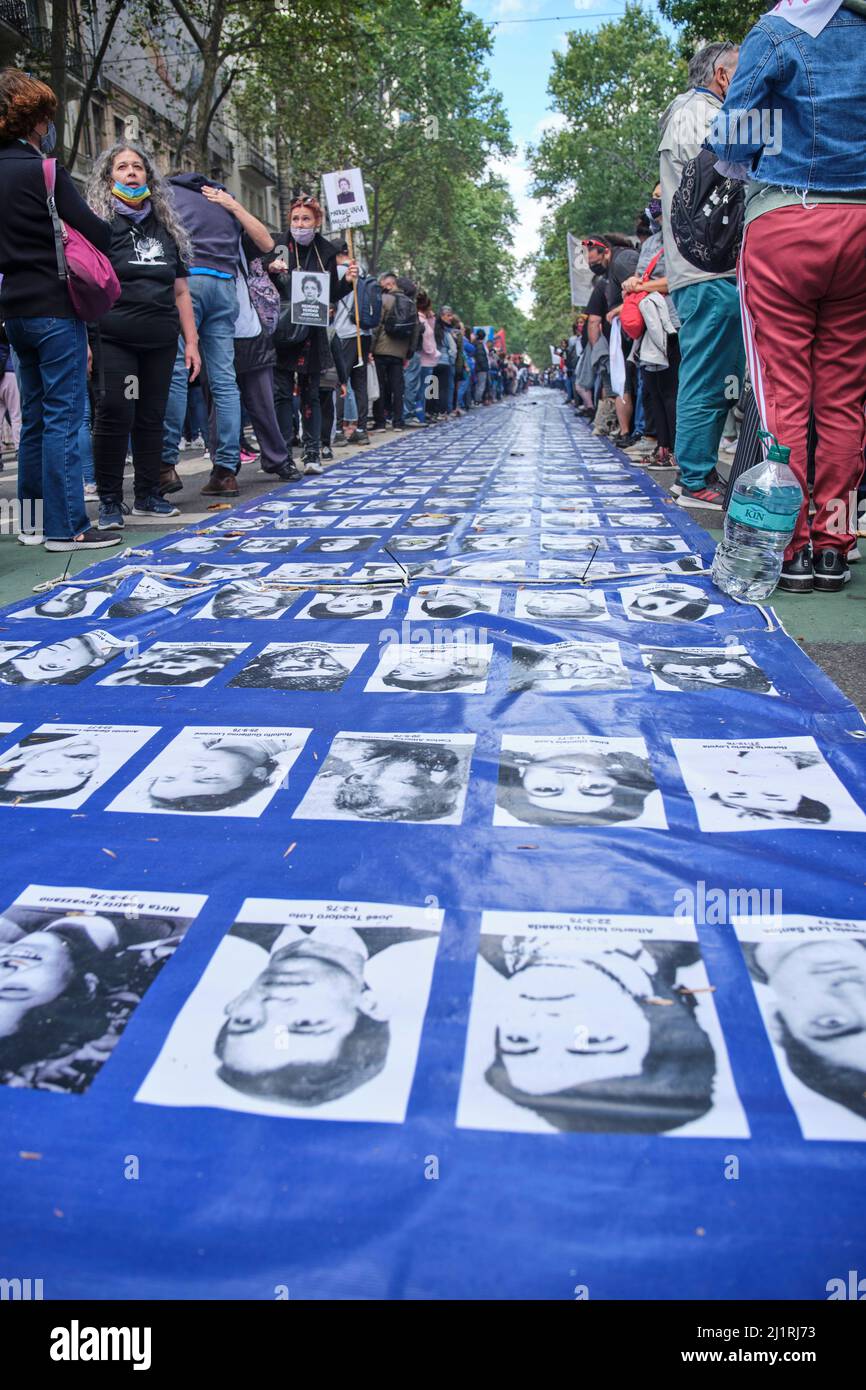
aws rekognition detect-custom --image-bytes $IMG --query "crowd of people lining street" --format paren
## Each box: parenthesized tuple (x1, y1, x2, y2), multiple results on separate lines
(0, 66, 528, 553)
(550, 11, 866, 596)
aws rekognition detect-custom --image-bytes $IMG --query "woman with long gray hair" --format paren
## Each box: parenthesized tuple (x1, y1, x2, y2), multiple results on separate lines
(85, 143, 201, 526)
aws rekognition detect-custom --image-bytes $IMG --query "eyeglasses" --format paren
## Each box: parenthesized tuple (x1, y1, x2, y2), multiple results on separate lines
(712, 40, 735, 73)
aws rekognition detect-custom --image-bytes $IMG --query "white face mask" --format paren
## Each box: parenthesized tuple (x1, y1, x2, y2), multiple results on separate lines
(337, 264, 348, 280)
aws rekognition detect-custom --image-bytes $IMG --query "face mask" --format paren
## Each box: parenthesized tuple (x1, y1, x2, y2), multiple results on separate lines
(292, 226, 316, 246)
(113, 181, 150, 207)
(337, 263, 347, 279)
(39, 121, 57, 155)
(646, 197, 662, 221)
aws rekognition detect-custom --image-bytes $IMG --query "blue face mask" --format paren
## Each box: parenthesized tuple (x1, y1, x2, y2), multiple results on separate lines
(39, 121, 57, 155)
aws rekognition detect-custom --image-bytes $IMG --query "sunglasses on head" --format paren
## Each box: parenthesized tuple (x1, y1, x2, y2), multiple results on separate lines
(582, 239, 608, 253)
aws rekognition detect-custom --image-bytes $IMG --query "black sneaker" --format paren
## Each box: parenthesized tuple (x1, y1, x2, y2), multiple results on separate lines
(98, 496, 129, 529)
(778, 545, 813, 593)
(321, 446, 334, 461)
(352, 430, 371, 445)
(44, 527, 123, 552)
(813, 547, 851, 592)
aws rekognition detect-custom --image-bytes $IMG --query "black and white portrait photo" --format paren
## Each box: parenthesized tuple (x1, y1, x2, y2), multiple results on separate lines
(229, 642, 365, 693)
(163, 536, 225, 555)
(620, 582, 723, 625)
(293, 588, 400, 621)
(268, 563, 353, 583)
(366, 641, 493, 694)
(538, 559, 612, 581)
(406, 584, 500, 620)
(236, 537, 307, 554)
(9, 579, 123, 620)
(105, 575, 214, 620)
(98, 641, 247, 688)
(321, 166, 370, 230)
(0, 631, 130, 687)
(193, 583, 298, 621)
(509, 640, 630, 693)
(204, 516, 266, 535)
(445, 559, 526, 581)
(107, 727, 310, 818)
(136, 897, 442, 1123)
(293, 731, 475, 825)
(472, 512, 529, 531)
(642, 645, 777, 695)
(495, 735, 667, 829)
(514, 588, 609, 623)
(457, 912, 746, 1137)
(337, 514, 402, 530)
(0, 723, 158, 809)
(390, 533, 451, 554)
(0, 884, 205, 1094)
(735, 916, 866, 1141)
(403, 513, 463, 530)
(189, 562, 268, 583)
(306, 535, 383, 556)
(617, 536, 688, 555)
(290, 269, 330, 328)
(460, 533, 523, 554)
(671, 736, 866, 833)
(606, 513, 671, 529)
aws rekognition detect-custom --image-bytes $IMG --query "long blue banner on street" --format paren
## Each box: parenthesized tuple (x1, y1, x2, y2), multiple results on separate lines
(1, 393, 864, 1298)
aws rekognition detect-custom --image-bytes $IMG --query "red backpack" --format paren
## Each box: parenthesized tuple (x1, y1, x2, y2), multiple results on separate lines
(42, 159, 121, 320)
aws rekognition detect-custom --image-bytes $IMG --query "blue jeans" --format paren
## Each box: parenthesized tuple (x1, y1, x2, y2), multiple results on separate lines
(402, 353, 422, 421)
(162, 275, 241, 473)
(342, 380, 358, 427)
(671, 279, 744, 491)
(5, 316, 89, 538)
(79, 388, 95, 486)
(456, 373, 471, 410)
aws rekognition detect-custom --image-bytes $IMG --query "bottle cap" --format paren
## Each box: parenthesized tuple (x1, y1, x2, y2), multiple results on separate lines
(758, 429, 791, 464)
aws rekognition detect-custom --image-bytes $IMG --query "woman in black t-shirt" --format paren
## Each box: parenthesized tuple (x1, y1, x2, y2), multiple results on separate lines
(85, 145, 201, 524)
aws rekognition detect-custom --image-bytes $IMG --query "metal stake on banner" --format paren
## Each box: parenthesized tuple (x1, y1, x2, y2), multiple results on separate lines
(347, 227, 364, 369)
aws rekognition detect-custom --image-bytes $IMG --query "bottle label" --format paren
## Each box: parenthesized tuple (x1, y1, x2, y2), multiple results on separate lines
(727, 496, 800, 532)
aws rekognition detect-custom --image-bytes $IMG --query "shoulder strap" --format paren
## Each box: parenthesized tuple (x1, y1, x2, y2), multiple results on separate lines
(641, 250, 663, 284)
(42, 157, 67, 282)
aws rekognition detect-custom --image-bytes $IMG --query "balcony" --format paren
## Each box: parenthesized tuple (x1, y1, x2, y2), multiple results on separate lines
(26, 24, 87, 81)
(0, 0, 29, 61)
(237, 140, 277, 186)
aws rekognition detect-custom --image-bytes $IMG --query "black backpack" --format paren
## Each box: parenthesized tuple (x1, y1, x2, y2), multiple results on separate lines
(670, 143, 745, 275)
(383, 290, 417, 340)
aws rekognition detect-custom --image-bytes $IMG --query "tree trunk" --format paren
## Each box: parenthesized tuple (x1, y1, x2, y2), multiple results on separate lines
(49, 0, 69, 159)
(192, 0, 227, 172)
(67, 0, 126, 171)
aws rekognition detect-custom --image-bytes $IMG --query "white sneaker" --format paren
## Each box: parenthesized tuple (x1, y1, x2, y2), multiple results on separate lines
(305, 459, 324, 475)
(17, 531, 44, 545)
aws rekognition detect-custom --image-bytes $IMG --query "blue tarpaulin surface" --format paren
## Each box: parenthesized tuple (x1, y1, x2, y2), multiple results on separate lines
(1, 393, 864, 1299)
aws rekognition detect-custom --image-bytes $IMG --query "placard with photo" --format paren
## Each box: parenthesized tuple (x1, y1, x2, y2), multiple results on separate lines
(107, 727, 311, 818)
(293, 731, 476, 825)
(0, 883, 206, 1094)
(733, 914, 866, 1141)
(98, 641, 248, 688)
(641, 644, 777, 695)
(0, 631, 132, 687)
(229, 642, 366, 692)
(617, 536, 689, 554)
(366, 641, 494, 694)
(0, 723, 158, 809)
(457, 911, 748, 1137)
(192, 582, 298, 621)
(405, 584, 501, 620)
(672, 736, 866, 833)
(322, 165, 370, 231)
(509, 639, 630, 693)
(495, 734, 667, 829)
(9, 579, 124, 620)
(137, 897, 442, 1124)
(235, 537, 308, 554)
(620, 581, 724, 625)
(292, 588, 401, 621)
(290, 269, 329, 328)
(514, 588, 610, 623)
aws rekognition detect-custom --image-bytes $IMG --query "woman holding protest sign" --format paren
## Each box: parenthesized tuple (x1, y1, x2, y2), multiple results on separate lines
(271, 195, 357, 475)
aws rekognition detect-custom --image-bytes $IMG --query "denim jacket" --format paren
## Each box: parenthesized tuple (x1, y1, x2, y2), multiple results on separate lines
(710, 9, 866, 192)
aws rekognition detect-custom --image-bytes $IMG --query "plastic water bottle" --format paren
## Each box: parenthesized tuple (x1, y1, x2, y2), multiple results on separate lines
(712, 432, 803, 602)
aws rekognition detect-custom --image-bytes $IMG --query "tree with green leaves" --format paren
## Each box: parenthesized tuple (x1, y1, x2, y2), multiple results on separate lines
(526, 3, 686, 350)
(657, 0, 766, 47)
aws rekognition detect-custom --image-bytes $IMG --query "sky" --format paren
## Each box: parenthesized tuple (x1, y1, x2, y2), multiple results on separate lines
(464, 0, 654, 311)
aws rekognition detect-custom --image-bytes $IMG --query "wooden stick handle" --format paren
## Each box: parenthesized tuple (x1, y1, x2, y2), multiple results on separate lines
(347, 228, 364, 369)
